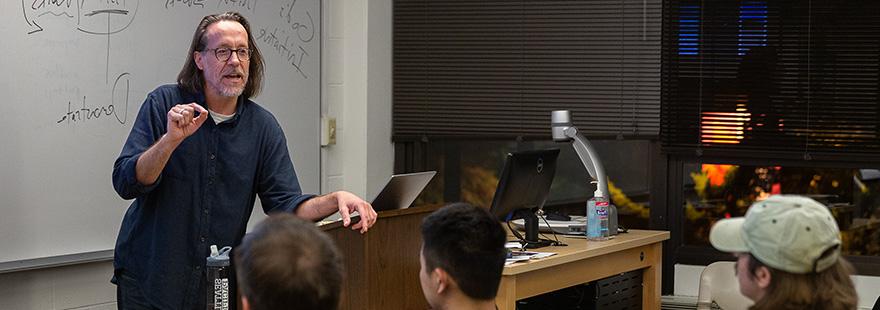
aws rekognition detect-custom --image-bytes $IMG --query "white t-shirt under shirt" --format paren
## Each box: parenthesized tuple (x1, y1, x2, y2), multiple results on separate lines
(209, 110, 235, 124)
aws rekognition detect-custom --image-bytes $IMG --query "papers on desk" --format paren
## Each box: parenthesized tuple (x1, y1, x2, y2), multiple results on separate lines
(503, 241, 557, 265)
(505, 251, 556, 266)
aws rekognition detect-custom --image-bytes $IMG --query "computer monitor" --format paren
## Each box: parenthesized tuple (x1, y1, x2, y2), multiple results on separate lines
(489, 149, 559, 248)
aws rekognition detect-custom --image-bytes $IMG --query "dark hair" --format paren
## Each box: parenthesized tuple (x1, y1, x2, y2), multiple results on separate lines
(421, 203, 507, 300)
(745, 253, 857, 310)
(234, 213, 343, 310)
(177, 11, 264, 98)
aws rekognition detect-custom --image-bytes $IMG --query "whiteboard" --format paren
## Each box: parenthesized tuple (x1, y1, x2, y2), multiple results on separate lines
(0, 0, 320, 270)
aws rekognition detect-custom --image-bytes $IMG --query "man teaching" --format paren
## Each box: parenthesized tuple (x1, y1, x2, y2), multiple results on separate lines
(111, 11, 376, 309)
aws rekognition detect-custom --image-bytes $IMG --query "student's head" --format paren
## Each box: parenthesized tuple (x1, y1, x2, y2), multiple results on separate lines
(234, 213, 343, 310)
(710, 195, 857, 309)
(419, 203, 507, 308)
(178, 11, 265, 99)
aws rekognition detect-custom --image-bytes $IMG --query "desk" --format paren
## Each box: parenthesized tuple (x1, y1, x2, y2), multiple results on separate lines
(323, 205, 440, 310)
(496, 230, 670, 310)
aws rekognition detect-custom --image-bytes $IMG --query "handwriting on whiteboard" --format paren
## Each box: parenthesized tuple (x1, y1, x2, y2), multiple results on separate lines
(56, 72, 131, 126)
(164, 0, 257, 12)
(256, 27, 309, 79)
(217, 0, 256, 12)
(164, 0, 204, 9)
(23, 0, 140, 35)
(279, 0, 314, 42)
(254, 0, 314, 79)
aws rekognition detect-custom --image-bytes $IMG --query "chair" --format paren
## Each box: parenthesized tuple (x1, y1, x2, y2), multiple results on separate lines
(697, 262, 753, 310)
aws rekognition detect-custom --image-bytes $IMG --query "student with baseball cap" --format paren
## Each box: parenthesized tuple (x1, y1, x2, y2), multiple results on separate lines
(709, 195, 858, 310)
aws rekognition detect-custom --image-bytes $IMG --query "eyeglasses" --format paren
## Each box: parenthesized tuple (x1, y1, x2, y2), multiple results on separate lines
(204, 47, 252, 62)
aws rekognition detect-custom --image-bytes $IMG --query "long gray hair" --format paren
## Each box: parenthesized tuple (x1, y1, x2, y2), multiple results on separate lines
(177, 12, 264, 98)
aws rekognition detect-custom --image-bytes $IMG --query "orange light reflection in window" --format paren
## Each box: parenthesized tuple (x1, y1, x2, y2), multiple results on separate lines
(701, 110, 751, 145)
(701, 164, 734, 187)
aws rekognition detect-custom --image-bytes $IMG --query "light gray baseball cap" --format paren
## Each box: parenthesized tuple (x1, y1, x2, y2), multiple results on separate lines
(709, 195, 841, 274)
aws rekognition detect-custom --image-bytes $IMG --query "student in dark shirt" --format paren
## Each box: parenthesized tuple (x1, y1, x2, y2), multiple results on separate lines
(235, 213, 343, 310)
(111, 11, 376, 309)
(419, 203, 507, 310)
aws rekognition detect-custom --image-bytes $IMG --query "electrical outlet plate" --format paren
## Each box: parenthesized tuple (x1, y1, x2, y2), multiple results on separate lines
(321, 116, 336, 146)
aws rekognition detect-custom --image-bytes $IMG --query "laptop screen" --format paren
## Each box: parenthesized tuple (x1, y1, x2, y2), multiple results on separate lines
(370, 171, 437, 211)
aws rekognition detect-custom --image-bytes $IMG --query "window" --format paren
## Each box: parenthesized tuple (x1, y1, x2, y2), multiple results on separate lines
(677, 5, 700, 56)
(662, 0, 880, 276)
(683, 163, 880, 257)
(406, 139, 657, 231)
(662, 0, 880, 156)
(737, 2, 767, 56)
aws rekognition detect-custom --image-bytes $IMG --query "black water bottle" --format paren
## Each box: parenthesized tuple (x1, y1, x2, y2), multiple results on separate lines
(206, 245, 232, 310)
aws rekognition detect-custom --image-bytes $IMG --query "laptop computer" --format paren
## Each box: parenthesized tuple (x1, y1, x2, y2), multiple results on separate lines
(370, 171, 437, 211)
(511, 215, 587, 235)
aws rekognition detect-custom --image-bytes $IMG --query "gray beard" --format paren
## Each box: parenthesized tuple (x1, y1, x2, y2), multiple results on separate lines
(219, 85, 244, 97)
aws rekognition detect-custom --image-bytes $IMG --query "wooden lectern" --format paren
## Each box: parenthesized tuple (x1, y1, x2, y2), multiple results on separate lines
(321, 205, 441, 310)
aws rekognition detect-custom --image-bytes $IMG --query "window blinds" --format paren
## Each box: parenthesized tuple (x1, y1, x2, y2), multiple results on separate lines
(661, 0, 880, 158)
(394, 0, 661, 141)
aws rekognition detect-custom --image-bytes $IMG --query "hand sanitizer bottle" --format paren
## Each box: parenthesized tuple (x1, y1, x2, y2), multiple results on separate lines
(586, 189, 610, 241)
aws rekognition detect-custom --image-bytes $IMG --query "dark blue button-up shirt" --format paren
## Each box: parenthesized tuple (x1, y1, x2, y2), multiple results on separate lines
(112, 85, 314, 309)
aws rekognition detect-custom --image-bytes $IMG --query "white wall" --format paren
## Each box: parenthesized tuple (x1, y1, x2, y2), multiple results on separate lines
(0, 262, 114, 309)
(321, 0, 394, 200)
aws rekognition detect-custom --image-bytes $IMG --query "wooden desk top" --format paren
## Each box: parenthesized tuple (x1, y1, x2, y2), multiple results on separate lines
(503, 229, 670, 275)
(319, 204, 441, 231)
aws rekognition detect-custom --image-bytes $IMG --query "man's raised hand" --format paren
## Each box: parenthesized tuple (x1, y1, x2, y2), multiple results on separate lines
(166, 103, 209, 142)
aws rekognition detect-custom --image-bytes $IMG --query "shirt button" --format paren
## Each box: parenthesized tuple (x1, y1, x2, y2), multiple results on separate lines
(210, 154, 216, 160)
(195, 265, 201, 270)
(200, 236, 206, 243)
(203, 208, 209, 214)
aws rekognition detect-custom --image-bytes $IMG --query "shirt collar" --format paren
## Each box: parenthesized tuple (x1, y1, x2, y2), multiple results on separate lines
(180, 87, 247, 127)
